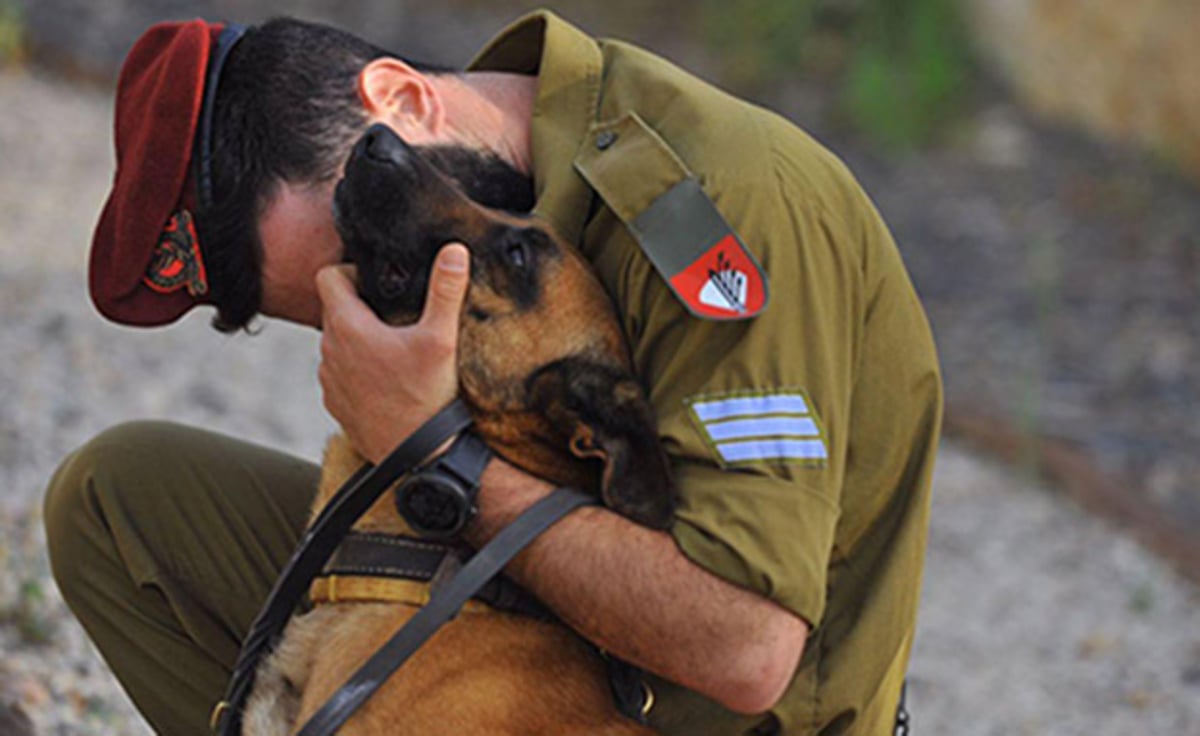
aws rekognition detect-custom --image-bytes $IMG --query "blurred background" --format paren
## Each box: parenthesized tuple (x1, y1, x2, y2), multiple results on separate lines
(0, 0, 1197, 734)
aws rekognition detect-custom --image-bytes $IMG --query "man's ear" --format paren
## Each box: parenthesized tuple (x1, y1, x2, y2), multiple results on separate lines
(357, 58, 445, 144)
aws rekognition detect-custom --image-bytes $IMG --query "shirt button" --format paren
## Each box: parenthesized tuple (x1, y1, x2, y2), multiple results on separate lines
(596, 131, 618, 150)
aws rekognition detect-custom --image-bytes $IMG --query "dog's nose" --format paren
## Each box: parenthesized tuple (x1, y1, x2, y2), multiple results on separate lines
(361, 124, 411, 166)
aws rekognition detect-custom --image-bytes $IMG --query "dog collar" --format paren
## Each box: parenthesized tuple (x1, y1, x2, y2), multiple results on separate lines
(310, 576, 493, 613)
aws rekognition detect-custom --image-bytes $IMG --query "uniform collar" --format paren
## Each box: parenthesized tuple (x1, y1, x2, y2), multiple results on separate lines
(468, 11, 602, 246)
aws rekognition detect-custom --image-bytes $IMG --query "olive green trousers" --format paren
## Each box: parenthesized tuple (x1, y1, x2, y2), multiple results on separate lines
(43, 421, 321, 735)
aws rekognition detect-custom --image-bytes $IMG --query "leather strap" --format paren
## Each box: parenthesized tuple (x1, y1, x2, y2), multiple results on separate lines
(213, 400, 473, 736)
(324, 532, 462, 580)
(394, 431, 493, 538)
(297, 486, 598, 736)
(197, 24, 247, 209)
(317, 532, 551, 619)
(431, 430, 493, 489)
(606, 654, 652, 725)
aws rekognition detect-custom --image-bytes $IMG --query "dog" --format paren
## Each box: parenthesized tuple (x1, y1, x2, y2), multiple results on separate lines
(241, 124, 674, 735)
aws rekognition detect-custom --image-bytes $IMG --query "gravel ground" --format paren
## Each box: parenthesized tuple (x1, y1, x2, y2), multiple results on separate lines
(1, 65, 1198, 736)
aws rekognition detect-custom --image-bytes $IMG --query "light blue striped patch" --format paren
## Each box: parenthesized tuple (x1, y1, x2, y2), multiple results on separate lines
(704, 416, 820, 441)
(692, 393, 810, 422)
(688, 390, 828, 465)
(717, 439, 828, 463)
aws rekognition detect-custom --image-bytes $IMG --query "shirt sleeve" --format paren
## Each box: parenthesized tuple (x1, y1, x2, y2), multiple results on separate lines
(612, 128, 874, 626)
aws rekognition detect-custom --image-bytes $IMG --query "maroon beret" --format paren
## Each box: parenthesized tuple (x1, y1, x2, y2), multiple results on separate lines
(90, 20, 244, 326)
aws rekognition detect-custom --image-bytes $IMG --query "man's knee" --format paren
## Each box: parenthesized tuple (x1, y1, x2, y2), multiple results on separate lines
(43, 420, 189, 598)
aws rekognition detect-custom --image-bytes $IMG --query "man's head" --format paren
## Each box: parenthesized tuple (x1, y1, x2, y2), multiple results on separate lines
(91, 17, 533, 330)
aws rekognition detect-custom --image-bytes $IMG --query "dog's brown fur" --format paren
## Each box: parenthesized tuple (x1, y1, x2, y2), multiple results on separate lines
(242, 126, 669, 735)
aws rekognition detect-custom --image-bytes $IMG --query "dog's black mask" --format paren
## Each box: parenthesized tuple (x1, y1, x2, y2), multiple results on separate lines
(332, 124, 541, 321)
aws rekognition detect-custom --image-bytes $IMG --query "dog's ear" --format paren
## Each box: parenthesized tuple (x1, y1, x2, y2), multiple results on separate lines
(527, 358, 675, 529)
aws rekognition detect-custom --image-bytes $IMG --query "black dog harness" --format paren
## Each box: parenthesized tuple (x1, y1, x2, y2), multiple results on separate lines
(212, 399, 648, 735)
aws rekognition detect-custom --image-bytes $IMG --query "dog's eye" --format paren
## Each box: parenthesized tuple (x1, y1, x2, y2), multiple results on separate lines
(506, 242, 528, 269)
(379, 261, 411, 297)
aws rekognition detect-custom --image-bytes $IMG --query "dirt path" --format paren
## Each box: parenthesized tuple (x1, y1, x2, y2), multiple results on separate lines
(1, 67, 1197, 735)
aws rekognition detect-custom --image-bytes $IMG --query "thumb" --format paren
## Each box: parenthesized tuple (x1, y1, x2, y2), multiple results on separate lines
(316, 264, 373, 331)
(419, 243, 471, 335)
(315, 264, 359, 308)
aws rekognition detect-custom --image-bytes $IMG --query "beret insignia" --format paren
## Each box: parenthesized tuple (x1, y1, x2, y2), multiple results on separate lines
(142, 209, 209, 296)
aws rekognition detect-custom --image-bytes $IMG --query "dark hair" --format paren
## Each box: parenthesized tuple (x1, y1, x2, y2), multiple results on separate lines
(199, 17, 452, 332)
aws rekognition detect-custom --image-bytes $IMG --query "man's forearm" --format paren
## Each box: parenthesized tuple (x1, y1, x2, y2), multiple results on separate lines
(467, 459, 808, 715)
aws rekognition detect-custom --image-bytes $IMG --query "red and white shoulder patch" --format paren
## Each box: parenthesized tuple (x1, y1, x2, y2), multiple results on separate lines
(629, 178, 768, 321)
(670, 235, 768, 318)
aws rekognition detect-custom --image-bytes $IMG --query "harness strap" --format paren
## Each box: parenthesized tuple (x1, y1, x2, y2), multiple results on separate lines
(212, 400, 473, 736)
(318, 532, 552, 619)
(297, 486, 599, 736)
(324, 531, 460, 579)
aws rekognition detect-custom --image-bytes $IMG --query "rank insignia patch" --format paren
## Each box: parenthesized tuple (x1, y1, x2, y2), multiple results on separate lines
(687, 390, 828, 466)
(143, 209, 209, 296)
(630, 178, 768, 321)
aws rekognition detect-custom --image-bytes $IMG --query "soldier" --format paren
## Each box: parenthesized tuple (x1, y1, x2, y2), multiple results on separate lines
(45, 12, 941, 735)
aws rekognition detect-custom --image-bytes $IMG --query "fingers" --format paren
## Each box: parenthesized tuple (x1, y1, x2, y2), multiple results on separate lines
(418, 243, 471, 339)
(315, 249, 466, 463)
(317, 248, 469, 344)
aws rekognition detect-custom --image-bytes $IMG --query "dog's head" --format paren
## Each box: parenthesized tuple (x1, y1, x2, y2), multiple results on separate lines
(332, 124, 674, 529)
(333, 124, 541, 324)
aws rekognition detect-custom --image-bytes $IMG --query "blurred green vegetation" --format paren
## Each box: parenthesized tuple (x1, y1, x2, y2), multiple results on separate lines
(454, 0, 976, 149)
(0, 0, 25, 66)
(1128, 580, 1156, 615)
(698, 0, 975, 150)
(4, 578, 54, 645)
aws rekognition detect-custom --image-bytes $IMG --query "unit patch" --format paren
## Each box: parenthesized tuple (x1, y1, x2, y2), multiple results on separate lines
(687, 390, 828, 466)
(672, 237, 767, 318)
(630, 178, 768, 321)
(143, 209, 209, 296)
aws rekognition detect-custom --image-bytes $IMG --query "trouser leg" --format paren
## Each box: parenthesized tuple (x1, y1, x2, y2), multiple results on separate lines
(43, 421, 320, 735)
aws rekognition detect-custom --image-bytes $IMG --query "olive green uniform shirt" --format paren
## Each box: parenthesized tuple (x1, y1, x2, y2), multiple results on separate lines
(470, 12, 943, 735)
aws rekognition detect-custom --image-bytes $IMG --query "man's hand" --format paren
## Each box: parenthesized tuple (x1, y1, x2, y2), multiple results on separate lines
(316, 244, 471, 463)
